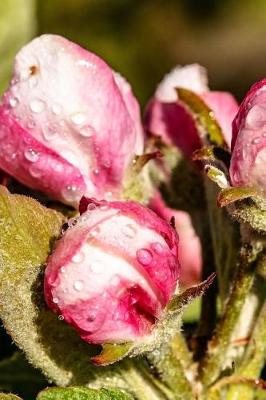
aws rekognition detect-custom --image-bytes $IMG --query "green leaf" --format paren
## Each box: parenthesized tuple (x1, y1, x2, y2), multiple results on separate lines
(91, 343, 134, 366)
(37, 387, 134, 400)
(0, 394, 22, 400)
(0, 0, 36, 94)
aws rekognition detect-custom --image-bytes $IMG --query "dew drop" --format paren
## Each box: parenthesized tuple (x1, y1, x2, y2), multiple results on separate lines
(53, 297, 59, 304)
(91, 260, 103, 273)
(29, 164, 42, 178)
(9, 97, 18, 108)
(100, 204, 109, 211)
(105, 191, 113, 200)
(93, 168, 99, 175)
(151, 242, 165, 255)
(252, 137, 262, 145)
(58, 315, 64, 321)
(62, 185, 82, 203)
(61, 266, 66, 274)
(70, 112, 86, 125)
(87, 203, 97, 211)
(72, 252, 84, 263)
(43, 125, 58, 141)
(136, 248, 153, 265)
(73, 280, 84, 291)
(122, 224, 136, 238)
(90, 228, 99, 238)
(24, 148, 39, 162)
(30, 99, 45, 113)
(79, 125, 95, 137)
(52, 104, 62, 115)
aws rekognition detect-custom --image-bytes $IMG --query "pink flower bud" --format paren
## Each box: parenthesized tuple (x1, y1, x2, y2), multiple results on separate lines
(44, 198, 179, 344)
(149, 192, 201, 288)
(144, 64, 238, 155)
(230, 79, 266, 192)
(0, 35, 144, 207)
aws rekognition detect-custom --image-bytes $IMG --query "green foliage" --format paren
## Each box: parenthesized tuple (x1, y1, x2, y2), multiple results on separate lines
(37, 387, 133, 400)
(0, 394, 22, 400)
(0, 0, 36, 94)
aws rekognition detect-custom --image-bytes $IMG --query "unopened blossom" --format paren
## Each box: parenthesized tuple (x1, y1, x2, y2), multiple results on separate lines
(0, 34, 144, 207)
(44, 198, 179, 344)
(230, 79, 266, 192)
(144, 64, 238, 155)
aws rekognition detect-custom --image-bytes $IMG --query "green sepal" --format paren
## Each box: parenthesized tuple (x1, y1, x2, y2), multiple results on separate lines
(176, 87, 226, 147)
(167, 273, 216, 313)
(37, 387, 134, 400)
(91, 343, 134, 366)
(217, 187, 262, 207)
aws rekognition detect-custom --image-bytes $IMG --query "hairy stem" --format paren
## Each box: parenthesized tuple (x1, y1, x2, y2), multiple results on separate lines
(147, 334, 195, 400)
(199, 242, 258, 388)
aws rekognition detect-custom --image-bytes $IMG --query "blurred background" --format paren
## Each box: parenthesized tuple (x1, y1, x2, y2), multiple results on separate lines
(2, 0, 266, 106)
(0, 0, 266, 397)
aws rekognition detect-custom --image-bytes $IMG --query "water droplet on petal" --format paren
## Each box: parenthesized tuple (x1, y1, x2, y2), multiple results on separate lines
(136, 248, 153, 265)
(73, 280, 84, 291)
(87, 203, 97, 211)
(252, 137, 262, 145)
(61, 267, 66, 274)
(52, 104, 62, 115)
(62, 185, 82, 203)
(91, 260, 103, 273)
(90, 227, 99, 238)
(70, 112, 86, 125)
(30, 99, 45, 113)
(9, 97, 18, 108)
(93, 168, 99, 175)
(151, 242, 166, 254)
(100, 204, 109, 211)
(105, 191, 113, 200)
(43, 125, 58, 141)
(29, 164, 42, 178)
(72, 252, 84, 263)
(58, 315, 64, 321)
(87, 313, 96, 322)
(79, 125, 95, 137)
(53, 297, 59, 304)
(24, 148, 39, 162)
(122, 224, 136, 238)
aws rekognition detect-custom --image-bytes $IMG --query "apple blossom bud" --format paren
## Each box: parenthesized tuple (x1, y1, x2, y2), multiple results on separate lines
(44, 198, 179, 344)
(144, 64, 238, 155)
(230, 79, 266, 193)
(0, 34, 144, 207)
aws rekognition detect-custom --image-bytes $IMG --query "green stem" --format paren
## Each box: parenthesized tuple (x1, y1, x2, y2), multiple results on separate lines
(199, 244, 258, 388)
(147, 333, 195, 400)
(121, 360, 169, 400)
(225, 274, 266, 400)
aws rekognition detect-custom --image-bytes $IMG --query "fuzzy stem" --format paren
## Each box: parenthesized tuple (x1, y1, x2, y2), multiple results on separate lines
(147, 335, 195, 400)
(225, 274, 266, 400)
(199, 243, 258, 388)
(121, 359, 169, 400)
